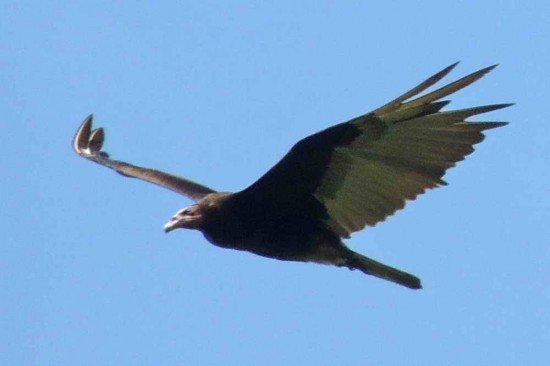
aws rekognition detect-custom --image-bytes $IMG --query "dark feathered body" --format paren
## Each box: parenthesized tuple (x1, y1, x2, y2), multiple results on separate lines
(197, 192, 343, 261)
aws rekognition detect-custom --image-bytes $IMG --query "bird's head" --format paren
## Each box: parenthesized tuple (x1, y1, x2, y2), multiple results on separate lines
(164, 204, 203, 232)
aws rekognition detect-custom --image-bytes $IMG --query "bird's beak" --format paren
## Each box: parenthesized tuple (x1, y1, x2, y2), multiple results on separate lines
(164, 209, 201, 232)
(163, 219, 179, 233)
(164, 213, 186, 233)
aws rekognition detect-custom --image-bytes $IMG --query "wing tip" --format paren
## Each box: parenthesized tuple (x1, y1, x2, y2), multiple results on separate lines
(89, 127, 105, 153)
(481, 121, 509, 130)
(444, 61, 460, 73)
(73, 114, 95, 154)
(482, 63, 498, 73)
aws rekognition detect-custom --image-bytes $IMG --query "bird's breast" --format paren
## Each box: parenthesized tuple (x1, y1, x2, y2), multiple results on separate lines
(200, 209, 334, 262)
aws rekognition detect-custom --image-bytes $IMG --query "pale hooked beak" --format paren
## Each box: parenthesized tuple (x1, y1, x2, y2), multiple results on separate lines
(164, 209, 186, 232)
(163, 206, 201, 232)
(163, 217, 180, 233)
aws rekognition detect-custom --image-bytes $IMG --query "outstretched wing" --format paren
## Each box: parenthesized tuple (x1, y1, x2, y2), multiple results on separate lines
(241, 63, 511, 238)
(73, 115, 216, 201)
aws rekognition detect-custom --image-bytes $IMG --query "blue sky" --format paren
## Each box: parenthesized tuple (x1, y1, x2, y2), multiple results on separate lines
(2, 1, 548, 365)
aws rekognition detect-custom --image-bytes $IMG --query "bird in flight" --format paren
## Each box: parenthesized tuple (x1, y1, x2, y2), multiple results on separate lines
(73, 63, 510, 289)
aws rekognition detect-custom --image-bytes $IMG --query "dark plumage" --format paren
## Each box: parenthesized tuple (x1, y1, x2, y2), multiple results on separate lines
(73, 63, 510, 289)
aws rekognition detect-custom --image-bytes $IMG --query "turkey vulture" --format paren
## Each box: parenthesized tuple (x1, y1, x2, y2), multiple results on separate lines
(73, 63, 510, 289)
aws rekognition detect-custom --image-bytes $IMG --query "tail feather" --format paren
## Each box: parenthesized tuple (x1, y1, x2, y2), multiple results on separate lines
(347, 251, 422, 289)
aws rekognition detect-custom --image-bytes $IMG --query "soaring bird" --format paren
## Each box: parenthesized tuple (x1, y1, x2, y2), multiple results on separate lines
(73, 63, 510, 289)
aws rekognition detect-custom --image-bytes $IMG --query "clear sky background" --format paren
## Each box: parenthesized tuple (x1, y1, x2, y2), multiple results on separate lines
(2, 1, 548, 365)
